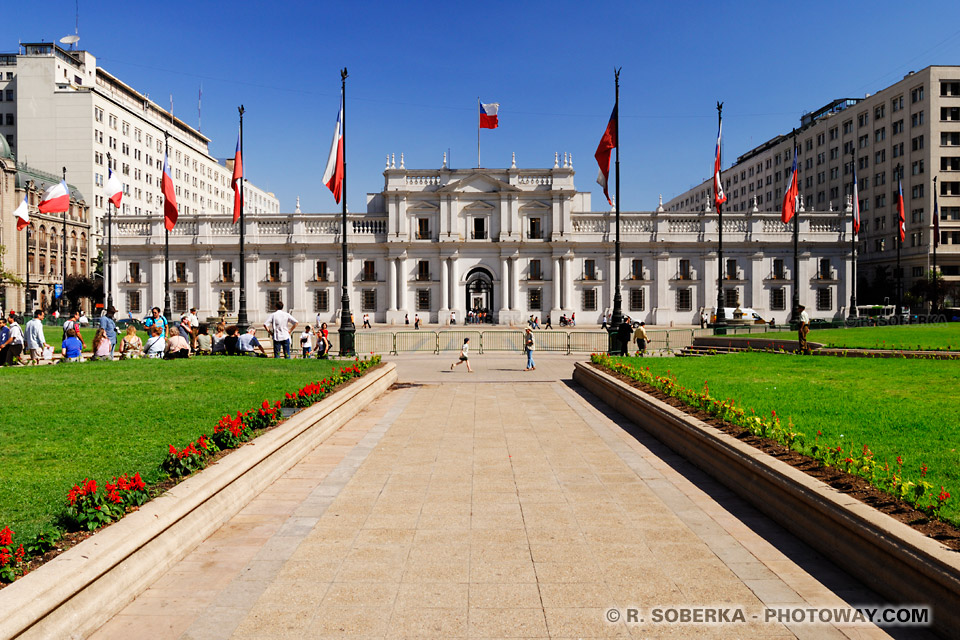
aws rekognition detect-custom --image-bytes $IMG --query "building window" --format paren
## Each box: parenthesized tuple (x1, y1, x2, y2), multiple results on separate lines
(416, 260, 430, 282)
(583, 259, 596, 280)
(528, 288, 542, 311)
(174, 262, 186, 283)
(892, 96, 903, 112)
(725, 258, 738, 280)
(472, 217, 487, 240)
(416, 218, 430, 239)
(314, 290, 329, 312)
(911, 86, 924, 103)
(678, 259, 691, 280)
(676, 288, 692, 312)
(724, 288, 739, 307)
(630, 259, 643, 280)
(416, 289, 431, 311)
(629, 288, 645, 312)
(362, 260, 376, 282)
(221, 261, 233, 282)
(528, 217, 542, 239)
(268, 261, 281, 282)
(316, 260, 327, 281)
(770, 288, 786, 311)
(816, 288, 832, 311)
(362, 289, 377, 312)
(582, 289, 597, 311)
(128, 262, 140, 283)
(127, 291, 141, 313)
(528, 259, 542, 280)
(912, 266, 924, 278)
(772, 258, 785, 279)
(818, 258, 832, 279)
(912, 135, 924, 151)
(174, 291, 188, 313)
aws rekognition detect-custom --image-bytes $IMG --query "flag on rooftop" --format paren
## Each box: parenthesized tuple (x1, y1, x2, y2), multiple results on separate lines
(479, 101, 499, 129)
(781, 150, 799, 224)
(38, 180, 70, 214)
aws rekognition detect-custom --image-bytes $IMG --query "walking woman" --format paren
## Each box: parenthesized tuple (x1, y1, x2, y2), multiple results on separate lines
(524, 327, 536, 371)
(450, 337, 473, 372)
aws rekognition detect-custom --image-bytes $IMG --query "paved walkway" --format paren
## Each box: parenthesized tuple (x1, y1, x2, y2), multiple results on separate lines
(91, 355, 919, 639)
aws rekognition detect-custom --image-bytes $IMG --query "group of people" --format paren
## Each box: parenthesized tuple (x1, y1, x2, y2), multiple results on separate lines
(450, 326, 539, 373)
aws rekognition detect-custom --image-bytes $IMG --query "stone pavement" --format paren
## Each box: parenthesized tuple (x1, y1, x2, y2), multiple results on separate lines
(90, 355, 920, 639)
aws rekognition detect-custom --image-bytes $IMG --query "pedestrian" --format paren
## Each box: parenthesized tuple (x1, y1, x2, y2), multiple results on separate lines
(450, 310, 456, 325)
(699, 308, 708, 329)
(544, 315, 552, 330)
(450, 337, 473, 372)
(99, 306, 118, 358)
(264, 301, 298, 359)
(405, 313, 410, 325)
(78, 311, 89, 326)
(177, 316, 192, 351)
(25, 309, 50, 365)
(524, 327, 536, 371)
(601, 312, 608, 330)
(211, 323, 227, 354)
(414, 314, 420, 330)
(196, 325, 213, 355)
(362, 313, 371, 329)
(240, 327, 267, 357)
(1, 314, 25, 366)
(187, 308, 200, 350)
(797, 305, 810, 353)
(143, 307, 168, 337)
(63, 310, 84, 350)
(300, 326, 314, 358)
(633, 321, 649, 357)
(316, 324, 331, 359)
(0, 314, 11, 365)
(616, 317, 632, 356)
(570, 312, 576, 327)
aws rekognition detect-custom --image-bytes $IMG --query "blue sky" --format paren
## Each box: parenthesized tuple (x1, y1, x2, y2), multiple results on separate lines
(3, 1, 960, 213)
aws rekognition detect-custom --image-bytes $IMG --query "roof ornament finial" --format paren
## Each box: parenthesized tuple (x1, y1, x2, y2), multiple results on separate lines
(390, 153, 395, 169)
(798, 194, 805, 212)
(657, 194, 664, 212)
(569, 153, 573, 169)
(400, 152, 405, 169)
(442, 151, 447, 169)
(563, 152, 568, 168)
(751, 196, 759, 212)
(828, 200, 834, 212)
(704, 197, 711, 212)
(553, 152, 559, 169)
(295, 196, 301, 214)
(510, 152, 516, 168)
(385, 154, 390, 169)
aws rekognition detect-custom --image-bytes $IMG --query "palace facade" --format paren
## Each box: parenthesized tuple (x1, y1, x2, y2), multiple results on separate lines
(108, 161, 853, 326)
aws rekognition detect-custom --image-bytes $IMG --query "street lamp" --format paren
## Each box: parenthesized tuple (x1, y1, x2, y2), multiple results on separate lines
(106, 151, 114, 311)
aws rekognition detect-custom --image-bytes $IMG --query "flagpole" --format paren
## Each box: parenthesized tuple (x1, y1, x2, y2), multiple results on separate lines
(338, 67, 356, 356)
(477, 98, 481, 169)
(237, 105, 248, 332)
(715, 102, 725, 326)
(791, 130, 800, 324)
(849, 148, 857, 320)
(106, 151, 114, 312)
(25, 226, 32, 315)
(609, 69, 623, 336)
(896, 163, 903, 318)
(932, 176, 938, 314)
(61, 167, 67, 314)
(163, 132, 172, 322)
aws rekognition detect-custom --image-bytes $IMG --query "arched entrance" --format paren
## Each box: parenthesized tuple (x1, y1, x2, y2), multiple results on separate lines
(465, 267, 495, 323)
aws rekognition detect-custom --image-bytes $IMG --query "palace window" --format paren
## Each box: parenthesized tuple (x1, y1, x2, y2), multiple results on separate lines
(583, 259, 596, 280)
(630, 259, 643, 280)
(128, 262, 141, 283)
(316, 260, 327, 281)
(174, 262, 186, 283)
(678, 259, 691, 280)
(629, 288, 644, 311)
(416, 289, 431, 311)
(362, 290, 377, 312)
(416, 218, 431, 239)
(528, 288, 542, 311)
(268, 261, 281, 282)
(416, 260, 431, 282)
(314, 290, 329, 312)
(724, 288, 739, 307)
(528, 217, 542, 239)
(362, 260, 376, 282)
(221, 261, 233, 282)
(472, 217, 487, 240)
(676, 288, 692, 312)
(174, 291, 188, 313)
(528, 259, 542, 281)
(127, 291, 141, 313)
(267, 291, 282, 310)
(582, 289, 597, 311)
(816, 288, 832, 311)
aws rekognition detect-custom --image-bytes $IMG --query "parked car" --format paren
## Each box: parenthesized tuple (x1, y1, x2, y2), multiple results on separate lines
(710, 307, 765, 324)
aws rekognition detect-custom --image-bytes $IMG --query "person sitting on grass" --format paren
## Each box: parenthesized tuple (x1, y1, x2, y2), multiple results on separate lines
(120, 325, 143, 359)
(92, 328, 113, 361)
(196, 324, 212, 355)
(144, 326, 166, 359)
(60, 328, 83, 363)
(238, 327, 266, 357)
(224, 325, 241, 355)
(164, 326, 190, 359)
(211, 323, 227, 354)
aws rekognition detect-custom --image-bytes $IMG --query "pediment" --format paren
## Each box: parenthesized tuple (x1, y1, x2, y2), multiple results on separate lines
(518, 200, 551, 212)
(462, 201, 496, 211)
(406, 199, 440, 212)
(438, 172, 521, 194)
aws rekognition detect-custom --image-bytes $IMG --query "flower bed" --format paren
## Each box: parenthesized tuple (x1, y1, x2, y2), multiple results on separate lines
(0, 356, 380, 584)
(590, 353, 954, 524)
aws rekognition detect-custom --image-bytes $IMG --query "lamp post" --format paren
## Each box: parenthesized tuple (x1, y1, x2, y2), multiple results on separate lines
(715, 102, 726, 328)
(849, 148, 858, 320)
(338, 67, 356, 356)
(162, 132, 172, 322)
(25, 225, 32, 315)
(61, 167, 68, 314)
(237, 105, 249, 332)
(106, 151, 114, 311)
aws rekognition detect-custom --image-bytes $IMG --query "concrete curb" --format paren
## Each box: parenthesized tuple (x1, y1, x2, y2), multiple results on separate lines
(693, 336, 823, 351)
(573, 362, 960, 638)
(0, 362, 398, 640)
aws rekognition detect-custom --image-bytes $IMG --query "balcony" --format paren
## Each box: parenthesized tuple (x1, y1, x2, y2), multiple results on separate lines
(670, 269, 698, 282)
(415, 273, 432, 282)
(415, 232, 433, 240)
(215, 275, 236, 283)
(723, 268, 745, 281)
(359, 272, 378, 282)
(813, 268, 838, 282)
(471, 231, 488, 240)
(526, 232, 543, 240)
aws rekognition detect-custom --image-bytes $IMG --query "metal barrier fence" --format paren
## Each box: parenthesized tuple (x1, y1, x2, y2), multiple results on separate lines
(480, 331, 525, 353)
(395, 331, 438, 353)
(355, 331, 396, 355)
(568, 332, 610, 354)
(438, 330, 483, 352)
(533, 330, 569, 353)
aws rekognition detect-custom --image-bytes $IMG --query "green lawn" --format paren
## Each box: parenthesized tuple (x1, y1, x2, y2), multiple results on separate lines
(750, 323, 960, 351)
(616, 352, 960, 523)
(0, 357, 346, 539)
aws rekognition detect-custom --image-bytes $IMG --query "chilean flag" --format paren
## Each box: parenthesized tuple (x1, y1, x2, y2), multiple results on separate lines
(105, 167, 123, 209)
(714, 119, 726, 210)
(39, 180, 70, 214)
(595, 104, 617, 206)
(322, 92, 344, 204)
(852, 160, 860, 234)
(781, 151, 799, 224)
(13, 194, 29, 231)
(479, 101, 499, 129)
(231, 131, 243, 223)
(162, 152, 178, 230)
(897, 171, 906, 242)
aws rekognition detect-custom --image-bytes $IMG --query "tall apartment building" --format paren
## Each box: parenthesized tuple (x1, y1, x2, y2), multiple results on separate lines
(0, 42, 279, 255)
(664, 66, 960, 306)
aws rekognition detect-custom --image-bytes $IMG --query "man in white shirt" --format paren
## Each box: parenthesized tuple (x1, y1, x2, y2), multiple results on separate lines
(239, 327, 266, 356)
(264, 302, 298, 359)
(24, 310, 50, 364)
(1, 315, 25, 366)
(797, 305, 810, 353)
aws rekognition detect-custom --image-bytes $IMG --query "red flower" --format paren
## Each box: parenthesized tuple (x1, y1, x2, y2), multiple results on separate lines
(896, 456, 903, 466)
(0, 526, 13, 546)
(14, 544, 24, 562)
(84, 478, 98, 494)
(130, 473, 146, 491)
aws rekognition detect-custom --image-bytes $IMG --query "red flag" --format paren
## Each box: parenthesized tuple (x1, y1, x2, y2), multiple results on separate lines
(595, 104, 617, 206)
(479, 101, 499, 129)
(781, 150, 799, 224)
(162, 152, 178, 231)
(39, 180, 70, 214)
(852, 161, 860, 234)
(897, 172, 906, 243)
(14, 194, 29, 231)
(322, 92, 344, 204)
(714, 120, 726, 210)
(231, 132, 243, 223)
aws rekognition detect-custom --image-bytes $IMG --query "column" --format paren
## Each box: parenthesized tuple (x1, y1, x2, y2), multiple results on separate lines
(511, 257, 520, 313)
(399, 256, 408, 312)
(608, 254, 617, 313)
(196, 256, 212, 318)
(500, 256, 509, 312)
(388, 258, 397, 311)
(552, 257, 561, 313)
(440, 257, 449, 311)
(450, 255, 460, 316)
(563, 256, 573, 311)
(290, 254, 306, 319)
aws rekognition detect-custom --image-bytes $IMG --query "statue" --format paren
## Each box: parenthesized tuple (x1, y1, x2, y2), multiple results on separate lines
(218, 290, 227, 321)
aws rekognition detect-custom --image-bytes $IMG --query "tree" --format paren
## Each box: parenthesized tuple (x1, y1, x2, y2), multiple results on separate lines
(0, 244, 22, 286)
(63, 274, 103, 312)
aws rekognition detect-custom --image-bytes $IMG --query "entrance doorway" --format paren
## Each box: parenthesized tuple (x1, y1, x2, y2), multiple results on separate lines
(465, 267, 495, 323)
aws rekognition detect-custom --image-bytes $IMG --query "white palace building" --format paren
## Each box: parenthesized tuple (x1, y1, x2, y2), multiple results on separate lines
(107, 156, 854, 326)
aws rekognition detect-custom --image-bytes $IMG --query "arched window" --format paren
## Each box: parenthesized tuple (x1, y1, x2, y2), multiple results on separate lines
(80, 259, 86, 274)
(71, 231, 78, 253)
(79, 232, 87, 256)
(71, 257, 77, 275)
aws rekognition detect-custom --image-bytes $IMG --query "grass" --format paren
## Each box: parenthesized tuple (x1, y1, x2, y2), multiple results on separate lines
(616, 352, 960, 524)
(0, 357, 349, 540)
(749, 323, 960, 351)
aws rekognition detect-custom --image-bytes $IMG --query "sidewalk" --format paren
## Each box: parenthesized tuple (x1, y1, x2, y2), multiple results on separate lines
(90, 355, 915, 639)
